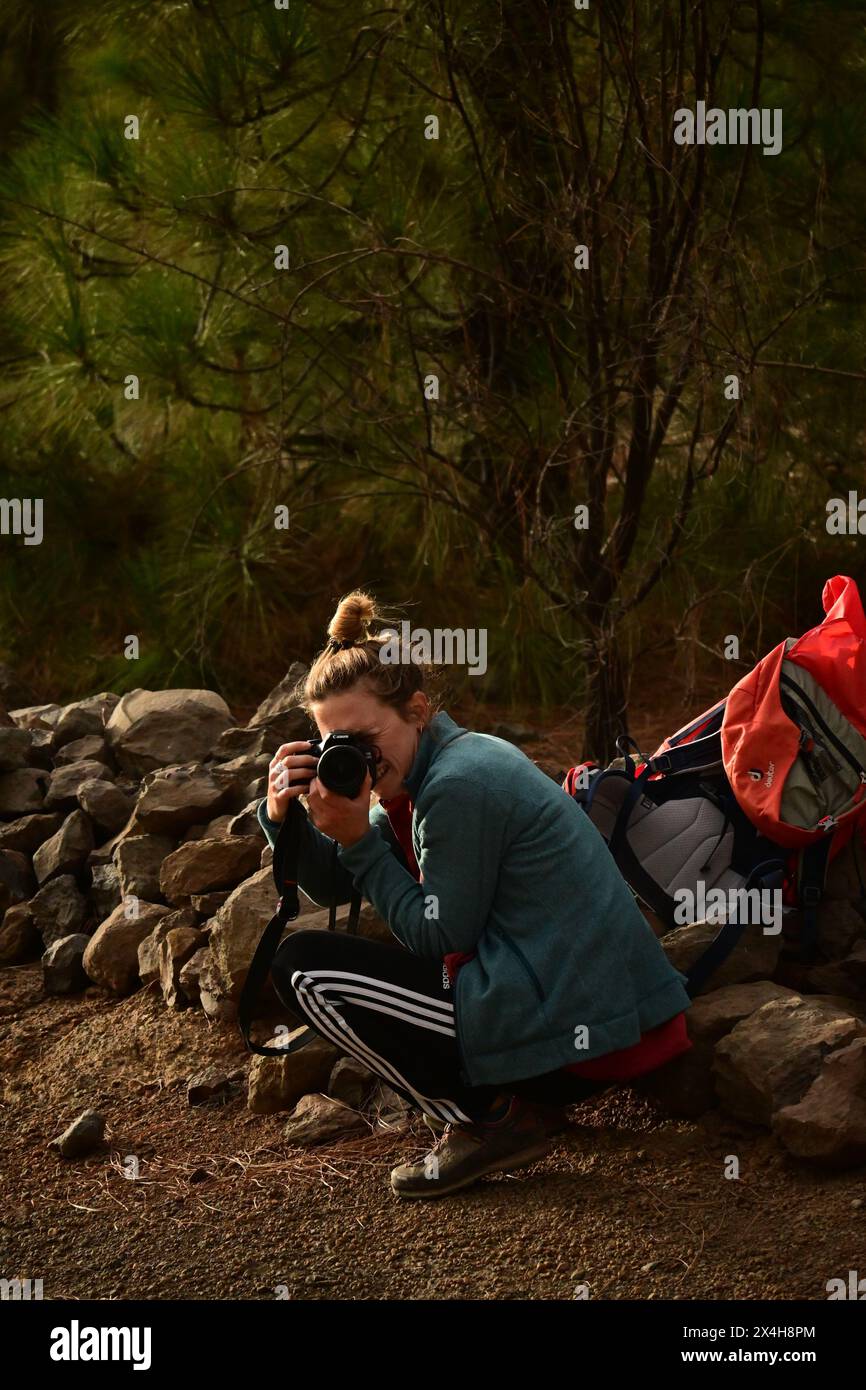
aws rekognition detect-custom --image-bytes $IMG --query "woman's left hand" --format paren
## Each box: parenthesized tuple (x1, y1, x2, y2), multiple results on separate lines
(305, 771, 372, 848)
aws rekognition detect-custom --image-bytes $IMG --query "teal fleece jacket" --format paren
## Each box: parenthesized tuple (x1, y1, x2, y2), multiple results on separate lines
(256, 710, 692, 1087)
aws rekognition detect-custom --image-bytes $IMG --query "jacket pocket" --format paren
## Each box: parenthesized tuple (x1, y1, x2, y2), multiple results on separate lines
(493, 926, 547, 1003)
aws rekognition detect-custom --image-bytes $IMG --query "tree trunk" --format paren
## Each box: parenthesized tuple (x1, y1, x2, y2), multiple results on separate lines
(582, 628, 629, 764)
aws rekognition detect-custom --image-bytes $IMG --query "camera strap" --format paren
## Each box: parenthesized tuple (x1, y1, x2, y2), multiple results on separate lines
(238, 800, 363, 1057)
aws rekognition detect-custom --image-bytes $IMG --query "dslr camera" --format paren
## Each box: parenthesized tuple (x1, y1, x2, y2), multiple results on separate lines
(301, 730, 379, 798)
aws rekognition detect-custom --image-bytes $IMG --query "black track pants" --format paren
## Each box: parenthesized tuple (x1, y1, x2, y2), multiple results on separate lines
(270, 928, 610, 1126)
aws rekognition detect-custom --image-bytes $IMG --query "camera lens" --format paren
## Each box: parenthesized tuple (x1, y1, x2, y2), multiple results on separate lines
(318, 744, 367, 798)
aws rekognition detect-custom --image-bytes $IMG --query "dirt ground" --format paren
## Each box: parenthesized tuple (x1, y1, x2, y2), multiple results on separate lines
(2, 686, 865, 1302)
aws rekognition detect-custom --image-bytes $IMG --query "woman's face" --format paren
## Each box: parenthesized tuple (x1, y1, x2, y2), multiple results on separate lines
(310, 685, 429, 801)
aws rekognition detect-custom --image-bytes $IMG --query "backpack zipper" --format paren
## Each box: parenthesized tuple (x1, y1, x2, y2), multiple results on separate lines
(493, 926, 547, 1003)
(779, 670, 866, 786)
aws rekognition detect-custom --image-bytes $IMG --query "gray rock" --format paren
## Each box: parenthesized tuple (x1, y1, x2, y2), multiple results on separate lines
(44, 759, 113, 813)
(0, 726, 33, 771)
(132, 763, 232, 835)
(0, 901, 40, 964)
(0, 767, 50, 818)
(89, 862, 122, 923)
(178, 946, 210, 1004)
(0, 812, 63, 854)
(0, 848, 36, 906)
(78, 779, 134, 836)
(187, 1068, 233, 1106)
(115, 833, 176, 903)
(42, 934, 90, 994)
(105, 689, 234, 777)
(29, 875, 89, 948)
(8, 701, 62, 731)
(51, 1109, 106, 1158)
(328, 1057, 377, 1109)
(33, 810, 94, 885)
(50, 693, 119, 751)
(137, 907, 197, 986)
(53, 735, 113, 768)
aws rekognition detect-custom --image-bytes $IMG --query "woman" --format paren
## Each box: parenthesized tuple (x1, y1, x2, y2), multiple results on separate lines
(258, 591, 694, 1200)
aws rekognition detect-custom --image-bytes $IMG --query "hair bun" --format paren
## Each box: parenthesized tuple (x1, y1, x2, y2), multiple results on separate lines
(327, 590, 377, 645)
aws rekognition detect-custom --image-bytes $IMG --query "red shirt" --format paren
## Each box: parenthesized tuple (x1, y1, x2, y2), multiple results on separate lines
(379, 792, 691, 1082)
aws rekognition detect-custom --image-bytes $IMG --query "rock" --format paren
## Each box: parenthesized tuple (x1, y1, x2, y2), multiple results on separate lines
(159, 836, 262, 905)
(132, 764, 233, 835)
(773, 1037, 866, 1169)
(282, 1092, 369, 1146)
(713, 995, 866, 1127)
(42, 934, 90, 994)
(248, 1030, 340, 1114)
(201, 866, 276, 1001)
(662, 919, 782, 993)
(53, 735, 113, 768)
(633, 981, 793, 1117)
(0, 901, 41, 964)
(328, 1057, 377, 1109)
(197, 952, 238, 1022)
(803, 943, 866, 1000)
(78, 779, 134, 836)
(178, 946, 209, 1004)
(246, 665, 309, 739)
(0, 847, 36, 906)
(29, 875, 89, 948)
(50, 693, 120, 751)
(105, 689, 234, 777)
(89, 862, 122, 923)
(115, 834, 176, 903)
(300, 901, 392, 945)
(367, 1080, 413, 1129)
(182, 814, 234, 843)
(50, 1109, 106, 1158)
(7, 701, 62, 731)
(227, 801, 266, 837)
(0, 812, 63, 854)
(213, 725, 284, 761)
(0, 726, 33, 771)
(187, 1068, 233, 1106)
(158, 926, 206, 1009)
(83, 900, 171, 994)
(137, 907, 198, 986)
(189, 890, 231, 916)
(0, 767, 50, 819)
(44, 760, 113, 813)
(33, 810, 94, 885)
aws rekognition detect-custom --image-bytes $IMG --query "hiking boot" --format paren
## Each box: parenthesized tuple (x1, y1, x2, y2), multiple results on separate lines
(423, 1101, 569, 1139)
(393, 1096, 552, 1199)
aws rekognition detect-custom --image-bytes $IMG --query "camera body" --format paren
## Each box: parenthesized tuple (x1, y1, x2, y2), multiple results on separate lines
(305, 730, 379, 798)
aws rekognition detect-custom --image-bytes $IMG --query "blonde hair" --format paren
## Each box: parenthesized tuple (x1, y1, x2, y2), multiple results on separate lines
(293, 590, 445, 720)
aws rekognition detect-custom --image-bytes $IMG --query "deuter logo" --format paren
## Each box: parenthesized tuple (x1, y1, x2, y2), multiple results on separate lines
(0, 1277, 43, 1300)
(765, 761, 775, 788)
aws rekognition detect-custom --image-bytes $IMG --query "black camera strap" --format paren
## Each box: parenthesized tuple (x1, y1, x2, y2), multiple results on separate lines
(238, 800, 363, 1058)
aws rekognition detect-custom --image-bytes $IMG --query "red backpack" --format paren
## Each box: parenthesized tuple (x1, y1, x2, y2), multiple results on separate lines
(565, 575, 866, 994)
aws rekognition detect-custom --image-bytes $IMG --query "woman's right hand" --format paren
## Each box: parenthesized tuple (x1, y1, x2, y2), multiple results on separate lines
(265, 741, 318, 824)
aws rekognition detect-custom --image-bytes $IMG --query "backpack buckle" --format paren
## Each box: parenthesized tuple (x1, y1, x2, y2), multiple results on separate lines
(818, 815, 837, 833)
(651, 753, 672, 773)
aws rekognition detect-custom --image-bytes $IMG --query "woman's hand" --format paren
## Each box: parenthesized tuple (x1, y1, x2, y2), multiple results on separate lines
(266, 741, 319, 824)
(306, 771, 373, 848)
